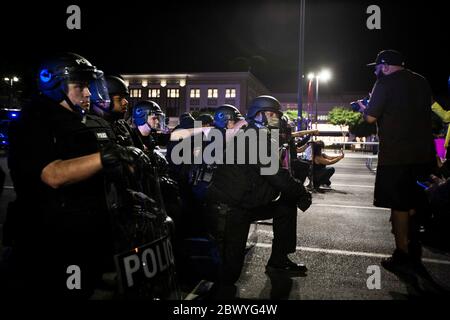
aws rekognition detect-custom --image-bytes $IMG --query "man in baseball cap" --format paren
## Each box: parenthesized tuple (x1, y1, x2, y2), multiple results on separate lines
(367, 49, 406, 79)
(361, 49, 435, 278)
(367, 49, 405, 67)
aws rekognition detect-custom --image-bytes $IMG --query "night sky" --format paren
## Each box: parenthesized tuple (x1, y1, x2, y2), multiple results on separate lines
(1, 0, 449, 100)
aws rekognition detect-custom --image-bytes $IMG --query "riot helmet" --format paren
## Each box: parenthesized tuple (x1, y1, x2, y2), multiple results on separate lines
(91, 75, 129, 117)
(132, 100, 166, 131)
(213, 104, 244, 129)
(178, 112, 195, 129)
(38, 52, 108, 116)
(197, 113, 214, 127)
(106, 75, 129, 97)
(246, 95, 282, 128)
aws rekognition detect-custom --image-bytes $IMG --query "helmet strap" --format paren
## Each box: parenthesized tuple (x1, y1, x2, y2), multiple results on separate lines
(138, 122, 152, 136)
(61, 88, 86, 121)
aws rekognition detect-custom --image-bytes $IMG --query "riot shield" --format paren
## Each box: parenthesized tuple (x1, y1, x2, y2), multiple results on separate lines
(102, 145, 181, 299)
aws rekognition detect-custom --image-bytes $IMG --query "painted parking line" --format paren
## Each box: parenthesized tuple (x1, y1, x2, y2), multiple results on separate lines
(311, 203, 389, 211)
(333, 173, 375, 178)
(254, 243, 450, 266)
(331, 184, 374, 188)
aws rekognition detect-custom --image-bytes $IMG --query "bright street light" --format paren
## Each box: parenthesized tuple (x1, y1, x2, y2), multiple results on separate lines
(4, 76, 19, 85)
(318, 69, 332, 82)
(307, 69, 333, 130)
(4, 75, 20, 107)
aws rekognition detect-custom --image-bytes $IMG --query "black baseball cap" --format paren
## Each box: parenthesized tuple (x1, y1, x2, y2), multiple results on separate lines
(367, 50, 405, 67)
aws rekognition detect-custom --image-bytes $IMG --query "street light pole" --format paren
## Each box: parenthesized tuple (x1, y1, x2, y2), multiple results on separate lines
(308, 69, 331, 133)
(315, 75, 319, 131)
(297, 0, 306, 131)
(4, 76, 19, 108)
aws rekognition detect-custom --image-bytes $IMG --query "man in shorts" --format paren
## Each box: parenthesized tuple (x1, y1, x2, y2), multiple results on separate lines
(359, 50, 435, 275)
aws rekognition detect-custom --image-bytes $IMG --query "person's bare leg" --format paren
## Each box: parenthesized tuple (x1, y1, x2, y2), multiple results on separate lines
(408, 209, 422, 261)
(391, 209, 410, 253)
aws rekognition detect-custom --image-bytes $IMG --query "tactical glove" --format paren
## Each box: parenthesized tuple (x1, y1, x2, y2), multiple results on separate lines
(100, 143, 134, 173)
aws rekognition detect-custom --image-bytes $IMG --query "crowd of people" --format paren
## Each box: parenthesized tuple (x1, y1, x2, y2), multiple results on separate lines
(0, 52, 317, 299)
(0, 49, 449, 299)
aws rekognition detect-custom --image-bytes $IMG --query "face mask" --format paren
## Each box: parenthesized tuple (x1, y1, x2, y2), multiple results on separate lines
(267, 116, 280, 129)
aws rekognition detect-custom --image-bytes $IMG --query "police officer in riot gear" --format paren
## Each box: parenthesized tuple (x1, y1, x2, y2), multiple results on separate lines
(197, 113, 214, 127)
(131, 100, 174, 180)
(130, 100, 184, 263)
(191, 104, 245, 201)
(90, 75, 137, 148)
(206, 95, 312, 297)
(132, 100, 168, 151)
(213, 104, 244, 130)
(4, 52, 143, 298)
(90, 77, 172, 239)
(90, 85, 179, 298)
(91, 75, 129, 120)
(90, 78, 169, 204)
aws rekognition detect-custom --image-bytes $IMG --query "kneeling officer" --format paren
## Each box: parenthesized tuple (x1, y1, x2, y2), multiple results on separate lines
(206, 95, 312, 293)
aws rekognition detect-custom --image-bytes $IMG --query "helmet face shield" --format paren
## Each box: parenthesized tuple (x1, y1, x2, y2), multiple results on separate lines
(37, 53, 111, 115)
(133, 100, 165, 129)
(88, 72, 111, 111)
(214, 104, 243, 129)
(148, 112, 167, 131)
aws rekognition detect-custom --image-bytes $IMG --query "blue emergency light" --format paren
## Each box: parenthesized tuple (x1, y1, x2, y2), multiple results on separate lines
(9, 112, 18, 119)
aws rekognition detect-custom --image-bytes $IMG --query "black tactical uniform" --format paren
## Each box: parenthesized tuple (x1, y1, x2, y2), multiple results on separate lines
(205, 96, 312, 291)
(130, 101, 182, 226)
(191, 105, 243, 207)
(90, 75, 136, 148)
(7, 93, 118, 298)
(90, 80, 179, 298)
(5, 54, 176, 299)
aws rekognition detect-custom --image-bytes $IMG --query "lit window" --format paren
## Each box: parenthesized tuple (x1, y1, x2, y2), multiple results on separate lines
(190, 89, 200, 98)
(130, 89, 141, 98)
(208, 88, 218, 99)
(168, 89, 179, 98)
(225, 88, 236, 98)
(149, 89, 160, 98)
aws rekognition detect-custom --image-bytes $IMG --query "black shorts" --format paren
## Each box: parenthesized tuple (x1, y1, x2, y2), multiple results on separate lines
(374, 163, 433, 211)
